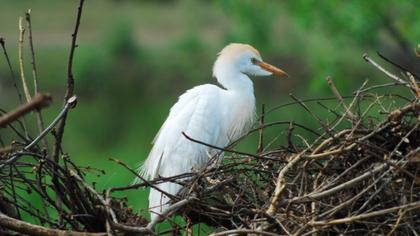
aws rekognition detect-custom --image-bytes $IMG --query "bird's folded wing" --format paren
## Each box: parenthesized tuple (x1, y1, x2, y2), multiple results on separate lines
(139, 84, 226, 180)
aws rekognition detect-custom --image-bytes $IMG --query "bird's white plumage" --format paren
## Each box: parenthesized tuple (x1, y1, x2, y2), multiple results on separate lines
(141, 84, 226, 180)
(137, 43, 282, 222)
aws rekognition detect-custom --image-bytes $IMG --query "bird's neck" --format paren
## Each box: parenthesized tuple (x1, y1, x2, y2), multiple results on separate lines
(215, 71, 254, 95)
(216, 71, 256, 141)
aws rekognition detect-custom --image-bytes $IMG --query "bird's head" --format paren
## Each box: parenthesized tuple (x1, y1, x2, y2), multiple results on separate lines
(213, 43, 288, 79)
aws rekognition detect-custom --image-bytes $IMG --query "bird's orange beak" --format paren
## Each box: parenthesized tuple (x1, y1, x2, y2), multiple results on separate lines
(255, 60, 289, 78)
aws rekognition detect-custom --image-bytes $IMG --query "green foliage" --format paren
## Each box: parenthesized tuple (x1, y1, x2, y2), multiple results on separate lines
(217, 0, 278, 50)
(105, 19, 140, 61)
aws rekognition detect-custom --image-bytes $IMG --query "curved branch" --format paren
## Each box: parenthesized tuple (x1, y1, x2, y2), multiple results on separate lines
(0, 212, 105, 236)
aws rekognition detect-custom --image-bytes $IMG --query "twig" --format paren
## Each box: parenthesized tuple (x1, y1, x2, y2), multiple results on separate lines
(320, 166, 393, 218)
(0, 96, 76, 170)
(52, 0, 85, 163)
(290, 163, 389, 203)
(376, 51, 420, 79)
(406, 72, 420, 98)
(26, 96, 76, 150)
(325, 76, 356, 120)
(0, 93, 52, 127)
(18, 17, 31, 103)
(146, 196, 197, 230)
(363, 53, 407, 85)
(329, 80, 368, 131)
(50, 1, 84, 224)
(69, 170, 118, 225)
(257, 104, 265, 153)
(0, 146, 13, 155)
(358, 82, 407, 93)
(289, 94, 334, 137)
(209, 229, 281, 236)
(266, 151, 305, 216)
(25, 9, 48, 150)
(24, 9, 39, 95)
(0, 36, 30, 138)
(110, 222, 155, 235)
(309, 201, 420, 226)
(388, 102, 420, 122)
(0, 37, 25, 107)
(109, 158, 177, 200)
(182, 132, 271, 161)
(386, 210, 405, 236)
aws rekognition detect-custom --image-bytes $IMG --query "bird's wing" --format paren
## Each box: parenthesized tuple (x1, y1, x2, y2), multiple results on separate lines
(138, 84, 226, 180)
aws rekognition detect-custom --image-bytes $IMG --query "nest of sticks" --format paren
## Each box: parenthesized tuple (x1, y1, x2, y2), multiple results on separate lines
(0, 1, 419, 235)
(172, 59, 420, 235)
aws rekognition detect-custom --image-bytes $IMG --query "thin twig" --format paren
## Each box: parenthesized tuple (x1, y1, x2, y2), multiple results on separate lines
(0, 36, 29, 138)
(182, 132, 272, 161)
(50, 1, 84, 224)
(52, 0, 85, 163)
(146, 196, 197, 230)
(25, 9, 48, 150)
(363, 53, 407, 85)
(325, 76, 356, 120)
(376, 51, 420, 79)
(266, 151, 305, 216)
(257, 104, 265, 153)
(210, 229, 281, 236)
(0, 37, 25, 106)
(290, 163, 389, 203)
(0, 96, 76, 170)
(18, 17, 31, 103)
(69, 170, 118, 225)
(290, 94, 334, 137)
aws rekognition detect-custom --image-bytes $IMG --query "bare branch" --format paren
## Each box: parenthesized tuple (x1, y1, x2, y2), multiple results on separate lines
(18, 17, 31, 103)
(0, 93, 52, 128)
(0, 212, 106, 236)
(52, 0, 85, 162)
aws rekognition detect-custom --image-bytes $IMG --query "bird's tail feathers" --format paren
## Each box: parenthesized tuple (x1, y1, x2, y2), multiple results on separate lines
(132, 165, 149, 185)
(133, 149, 164, 185)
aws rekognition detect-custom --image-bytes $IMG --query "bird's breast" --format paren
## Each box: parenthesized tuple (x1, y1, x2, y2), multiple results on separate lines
(223, 92, 256, 141)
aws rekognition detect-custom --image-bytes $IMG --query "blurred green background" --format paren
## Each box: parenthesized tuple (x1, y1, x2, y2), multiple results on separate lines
(1, 0, 419, 224)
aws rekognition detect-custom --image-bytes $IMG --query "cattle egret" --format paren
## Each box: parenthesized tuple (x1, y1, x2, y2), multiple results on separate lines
(137, 43, 288, 222)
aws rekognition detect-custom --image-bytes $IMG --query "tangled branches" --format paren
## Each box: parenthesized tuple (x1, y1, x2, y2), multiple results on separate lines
(173, 56, 420, 235)
(0, 1, 146, 235)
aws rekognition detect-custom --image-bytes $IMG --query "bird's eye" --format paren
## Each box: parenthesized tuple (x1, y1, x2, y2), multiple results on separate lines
(251, 58, 259, 64)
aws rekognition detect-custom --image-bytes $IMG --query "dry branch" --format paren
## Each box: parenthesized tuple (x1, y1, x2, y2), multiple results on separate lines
(0, 93, 52, 127)
(52, 0, 85, 163)
(18, 17, 31, 103)
(0, 212, 106, 236)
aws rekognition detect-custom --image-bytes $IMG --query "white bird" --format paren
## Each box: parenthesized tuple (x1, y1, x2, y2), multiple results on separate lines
(138, 43, 288, 222)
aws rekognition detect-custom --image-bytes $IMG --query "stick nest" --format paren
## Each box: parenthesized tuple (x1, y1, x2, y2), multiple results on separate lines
(181, 101, 419, 235)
